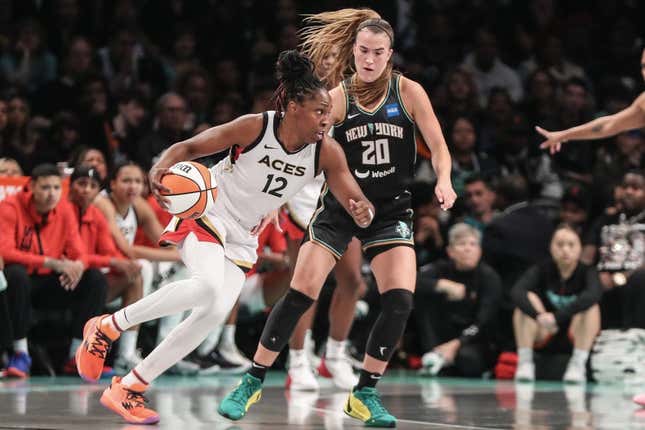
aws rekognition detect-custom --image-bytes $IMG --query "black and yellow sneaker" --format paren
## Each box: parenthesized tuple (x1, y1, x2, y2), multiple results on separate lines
(344, 386, 396, 427)
(217, 374, 262, 420)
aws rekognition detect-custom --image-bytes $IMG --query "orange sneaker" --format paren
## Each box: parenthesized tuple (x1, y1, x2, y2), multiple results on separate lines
(76, 315, 120, 383)
(100, 376, 159, 424)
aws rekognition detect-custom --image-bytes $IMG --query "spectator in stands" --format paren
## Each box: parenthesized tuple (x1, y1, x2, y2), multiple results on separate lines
(461, 28, 523, 106)
(513, 224, 601, 383)
(96, 26, 166, 99)
(176, 67, 212, 129)
(136, 92, 190, 170)
(435, 68, 481, 127)
(0, 164, 107, 378)
(77, 74, 113, 161)
(592, 130, 644, 208)
(75, 147, 109, 185)
(496, 113, 563, 202)
(0, 157, 23, 176)
(211, 59, 241, 102)
(483, 174, 554, 289)
(161, 24, 201, 86)
(519, 35, 587, 85)
(551, 78, 596, 185)
(33, 36, 94, 117)
(478, 87, 514, 155)
(111, 91, 148, 164)
(0, 19, 57, 93)
(33, 36, 94, 118)
(447, 116, 497, 196)
(582, 170, 645, 330)
(65, 165, 143, 375)
(416, 223, 502, 377)
(49, 112, 81, 164)
(411, 180, 446, 267)
(559, 185, 592, 237)
(461, 174, 497, 233)
(521, 68, 558, 127)
(4, 95, 30, 162)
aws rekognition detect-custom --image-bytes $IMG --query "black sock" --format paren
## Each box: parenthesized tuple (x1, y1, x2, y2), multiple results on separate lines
(355, 369, 382, 390)
(248, 361, 268, 382)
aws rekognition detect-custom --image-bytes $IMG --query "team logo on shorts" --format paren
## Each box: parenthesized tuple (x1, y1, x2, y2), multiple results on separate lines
(395, 221, 411, 239)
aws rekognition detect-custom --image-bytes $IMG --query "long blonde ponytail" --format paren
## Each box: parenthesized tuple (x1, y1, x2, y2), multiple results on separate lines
(299, 8, 394, 106)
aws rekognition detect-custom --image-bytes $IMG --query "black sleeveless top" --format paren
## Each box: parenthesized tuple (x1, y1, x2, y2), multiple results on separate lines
(332, 74, 416, 201)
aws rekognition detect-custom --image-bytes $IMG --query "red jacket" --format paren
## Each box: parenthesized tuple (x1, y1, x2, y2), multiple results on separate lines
(0, 191, 86, 274)
(66, 200, 122, 268)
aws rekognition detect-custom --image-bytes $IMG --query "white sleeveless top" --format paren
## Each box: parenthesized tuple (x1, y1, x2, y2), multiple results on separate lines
(210, 111, 321, 230)
(99, 189, 138, 245)
(115, 204, 138, 245)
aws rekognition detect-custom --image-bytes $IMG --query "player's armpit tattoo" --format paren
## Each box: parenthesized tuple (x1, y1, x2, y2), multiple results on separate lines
(591, 124, 603, 133)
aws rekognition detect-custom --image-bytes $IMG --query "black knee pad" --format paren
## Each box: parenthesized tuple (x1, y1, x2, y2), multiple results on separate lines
(260, 288, 314, 352)
(365, 289, 413, 361)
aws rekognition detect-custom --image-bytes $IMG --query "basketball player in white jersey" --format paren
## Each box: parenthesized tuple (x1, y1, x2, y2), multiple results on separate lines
(74, 50, 374, 425)
(93, 161, 181, 374)
(282, 45, 366, 391)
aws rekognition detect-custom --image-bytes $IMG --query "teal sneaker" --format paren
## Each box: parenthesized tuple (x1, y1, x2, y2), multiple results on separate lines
(217, 374, 263, 420)
(344, 386, 396, 427)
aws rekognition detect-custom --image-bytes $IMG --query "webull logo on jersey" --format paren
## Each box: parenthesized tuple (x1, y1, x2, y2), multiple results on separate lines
(257, 155, 306, 176)
(345, 123, 403, 142)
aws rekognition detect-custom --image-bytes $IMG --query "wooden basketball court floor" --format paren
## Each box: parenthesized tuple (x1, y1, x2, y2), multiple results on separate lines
(1, 371, 644, 429)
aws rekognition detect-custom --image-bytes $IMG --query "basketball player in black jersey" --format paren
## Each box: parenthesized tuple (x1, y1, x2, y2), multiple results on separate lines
(219, 9, 456, 427)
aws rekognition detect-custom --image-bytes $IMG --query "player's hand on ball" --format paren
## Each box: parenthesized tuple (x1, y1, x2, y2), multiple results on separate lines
(435, 180, 456, 211)
(349, 199, 374, 228)
(149, 166, 171, 209)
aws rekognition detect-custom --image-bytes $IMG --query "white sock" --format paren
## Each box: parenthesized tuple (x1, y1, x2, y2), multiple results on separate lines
(121, 371, 146, 389)
(13, 338, 28, 354)
(326, 337, 346, 359)
(221, 324, 236, 347)
(572, 348, 589, 365)
(518, 347, 533, 364)
(119, 330, 138, 359)
(197, 325, 222, 356)
(69, 338, 82, 359)
(289, 348, 307, 367)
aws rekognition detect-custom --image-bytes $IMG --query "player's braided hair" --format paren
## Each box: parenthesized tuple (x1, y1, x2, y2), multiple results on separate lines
(299, 8, 395, 107)
(272, 50, 325, 113)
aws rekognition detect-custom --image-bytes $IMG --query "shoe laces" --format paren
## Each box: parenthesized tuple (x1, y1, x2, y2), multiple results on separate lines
(360, 389, 389, 417)
(88, 329, 112, 359)
(124, 388, 149, 409)
(229, 379, 257, 405)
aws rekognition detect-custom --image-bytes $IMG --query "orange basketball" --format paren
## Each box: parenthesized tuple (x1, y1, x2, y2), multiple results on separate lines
(160, 161, 218, 219)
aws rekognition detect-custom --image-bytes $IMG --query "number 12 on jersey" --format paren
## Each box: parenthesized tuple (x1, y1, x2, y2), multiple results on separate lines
(362, 138, 390, 165)
(262, 174, 288, 197)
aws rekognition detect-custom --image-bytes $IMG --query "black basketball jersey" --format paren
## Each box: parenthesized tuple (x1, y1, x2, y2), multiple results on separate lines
(333, 73, 416, 201)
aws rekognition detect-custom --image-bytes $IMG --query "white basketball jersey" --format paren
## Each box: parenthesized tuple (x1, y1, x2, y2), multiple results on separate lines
(285, 174, 325, 229)
(211, 111, 321, 230)
(115, 205, 138, 245)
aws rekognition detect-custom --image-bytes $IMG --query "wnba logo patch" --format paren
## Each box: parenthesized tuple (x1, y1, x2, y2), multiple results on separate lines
(385, 103, 400, 118)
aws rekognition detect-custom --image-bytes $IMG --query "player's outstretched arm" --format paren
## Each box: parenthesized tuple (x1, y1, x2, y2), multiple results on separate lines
(319, 136, 375, 228)
(149, 113, 264, 204)
(537, 92, 645, 154)
(400, 76, 456, 210)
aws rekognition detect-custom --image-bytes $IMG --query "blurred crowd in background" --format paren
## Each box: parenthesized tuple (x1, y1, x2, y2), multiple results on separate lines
(0, 0, 644, 381)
